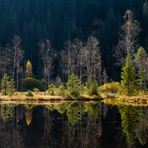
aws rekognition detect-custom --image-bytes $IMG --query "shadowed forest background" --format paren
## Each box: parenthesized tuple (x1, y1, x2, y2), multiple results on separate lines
(0, 0, 147, 81)
(0, 1, 148, 147)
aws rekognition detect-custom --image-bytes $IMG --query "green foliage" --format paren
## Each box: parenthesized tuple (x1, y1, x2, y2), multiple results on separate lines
(21, 78, 43, 91)
(119, 106, 148, 145)
(119, 106, 139, 144)
(66, 74, 84, 98)
(66, 102, 84, 125)
(56, 85, 65, 96)
(136, 47, 147, 91)
(46, 84, 66, 96)
(0, 73, 15, 96)
(136, 47, 146, 61)
(26, 90, 34, 97)
(0, 104, 15, 121)
(138, 66, 146, 90)
(44, 102, 101, 125)
(99, 82, 121, 93)
(33, 88, 40, 93)
(46, 84, 56, 95)
(84, 102, 101, 119)
(87, 80, 99, 96)
(121, 56, 137, 96)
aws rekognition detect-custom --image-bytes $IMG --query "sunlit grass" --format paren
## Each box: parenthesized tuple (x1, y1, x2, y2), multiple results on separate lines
(0, 92, 101, 101)
(103, 94, 148, 106)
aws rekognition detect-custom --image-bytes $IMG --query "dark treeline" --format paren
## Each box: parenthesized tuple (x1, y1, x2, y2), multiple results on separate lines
(0, 0, 147, 80)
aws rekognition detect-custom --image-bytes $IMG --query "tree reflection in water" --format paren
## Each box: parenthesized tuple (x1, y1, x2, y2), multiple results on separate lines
(0, 102, 148, 148)
(119, 105, 148, 147)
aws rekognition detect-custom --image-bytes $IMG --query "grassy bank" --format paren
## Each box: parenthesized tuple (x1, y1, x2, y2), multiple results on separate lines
(0, 92, 101, 102)
(103, 94, 148, 106)
(0, 91, 148, 105)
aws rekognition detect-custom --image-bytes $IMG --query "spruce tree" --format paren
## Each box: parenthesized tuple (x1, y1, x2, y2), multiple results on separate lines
(0, 73, 15, 95)
(66, 74, 84, 98)
(121, 56, 137, 96)
(136, 47, 147, 90)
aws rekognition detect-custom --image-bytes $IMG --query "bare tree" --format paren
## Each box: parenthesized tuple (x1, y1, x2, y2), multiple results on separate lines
(102, 68, 108, 84)
(77, 42, 85, 80)
(84, 36, 102, 83)
(61, 37, 102, 83)
(61, 39, 80, 77)
(0, 45, 12, 77)
(12, 35, 23, 90)
(115, 10, 141, 66)
(39, 39, 53, 84)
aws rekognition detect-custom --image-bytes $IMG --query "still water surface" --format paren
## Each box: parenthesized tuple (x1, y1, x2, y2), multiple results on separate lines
(0, 101, 148, 148)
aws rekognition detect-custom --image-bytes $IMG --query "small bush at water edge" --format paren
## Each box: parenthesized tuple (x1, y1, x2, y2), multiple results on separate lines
(87, 80, 99, 96)
(99, 82, 121, 94)
(26, 90, 34, 97)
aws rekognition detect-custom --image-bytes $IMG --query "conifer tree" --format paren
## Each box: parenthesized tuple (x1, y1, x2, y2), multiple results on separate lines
(0, 73, 15, 95)
(66, 74, 84, 98)
(121, 56, 137, 96)
(136, 47, 148, 90)
(25, 60, 33, 78)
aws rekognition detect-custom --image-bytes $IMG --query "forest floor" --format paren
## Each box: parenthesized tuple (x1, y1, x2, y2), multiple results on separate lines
(0, 92, 101, 101)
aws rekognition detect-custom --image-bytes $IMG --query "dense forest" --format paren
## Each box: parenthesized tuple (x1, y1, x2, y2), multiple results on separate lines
(0, 1, 148, 148)
(0, 0, 147, 83)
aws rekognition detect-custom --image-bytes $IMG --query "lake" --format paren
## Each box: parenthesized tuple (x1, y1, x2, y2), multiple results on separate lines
(0, 101, 148, 148)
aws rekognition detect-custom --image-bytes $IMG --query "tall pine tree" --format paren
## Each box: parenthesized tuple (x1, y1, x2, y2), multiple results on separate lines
(121, 56, 137, 96)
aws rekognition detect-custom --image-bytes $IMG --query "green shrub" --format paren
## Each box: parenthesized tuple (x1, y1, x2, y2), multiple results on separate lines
(56, 85, 65, 96)
(33, 88, 40, 93)
(21, 78, 43, 91)
(87, 80, 99, 96)
(66, 74, 84, 98)
(26, 90, 34, 97)
(0, 73, 15, 96)
(46, 84, 56, 95)
(99, 82, 121, 93)
(46, 84, 66, 96)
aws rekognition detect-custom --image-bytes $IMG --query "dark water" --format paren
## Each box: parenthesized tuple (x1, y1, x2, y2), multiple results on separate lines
(0, 101, 148, 148)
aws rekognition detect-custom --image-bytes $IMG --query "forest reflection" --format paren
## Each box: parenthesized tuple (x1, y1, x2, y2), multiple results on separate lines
(0, 102, 102, 148)
(119, 105, 148, 146)
(0, 102, 148, 148)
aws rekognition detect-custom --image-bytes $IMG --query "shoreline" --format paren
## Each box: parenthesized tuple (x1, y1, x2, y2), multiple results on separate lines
(0, 92, 102, 102)
(0, 92, 148, 106)
(103, 95, 148, 106)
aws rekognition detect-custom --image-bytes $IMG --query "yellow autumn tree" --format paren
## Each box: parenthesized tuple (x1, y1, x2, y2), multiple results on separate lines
(25, 60, 33, 78)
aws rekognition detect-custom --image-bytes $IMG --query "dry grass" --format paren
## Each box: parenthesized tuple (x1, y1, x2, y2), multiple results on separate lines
(118, 94, 148, 100)
(0, 92, 101, 101)
(103, 95, 148, 106)
(0, 92, 63, 101)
